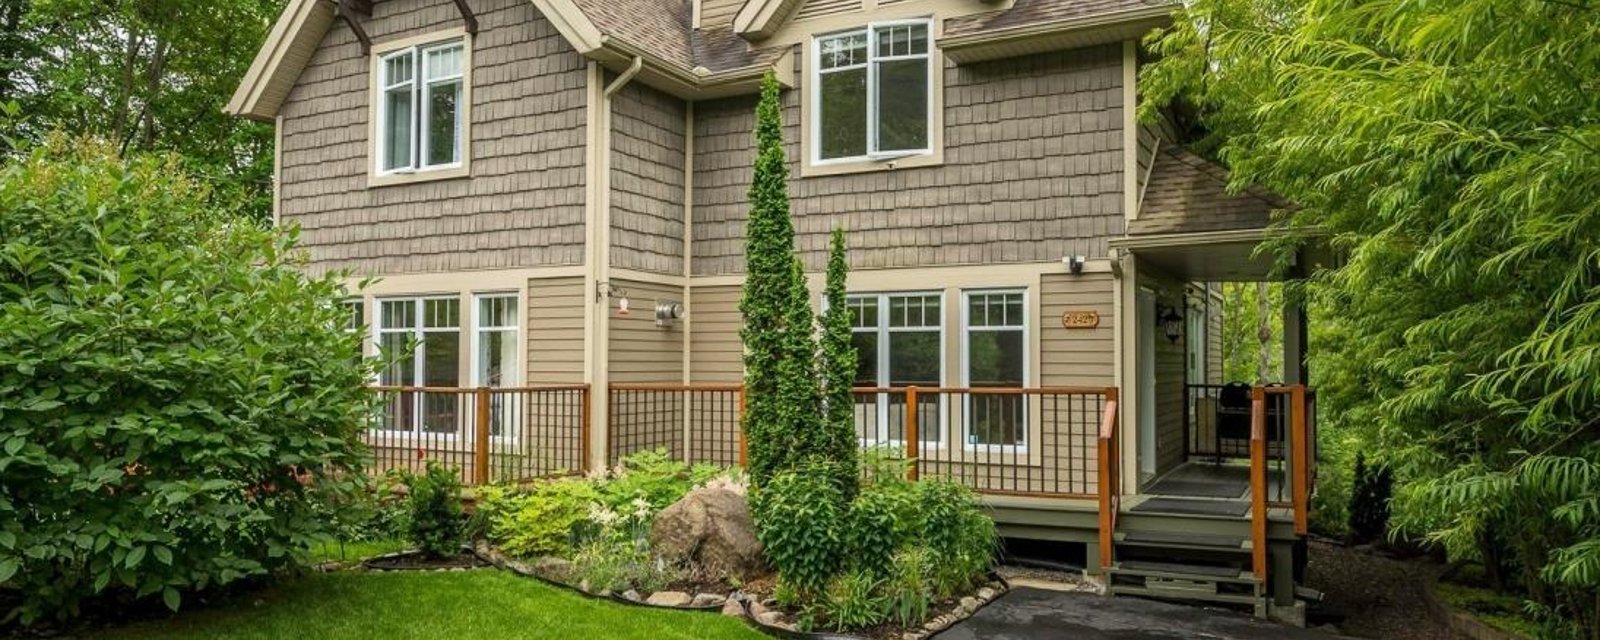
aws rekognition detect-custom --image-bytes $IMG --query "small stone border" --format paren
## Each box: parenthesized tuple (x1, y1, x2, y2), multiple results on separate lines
(740, 573, 1011, 640)
(1419, 577, 1528, 640)
(472, 541, 734, 613)
(360, 548, 490, 572)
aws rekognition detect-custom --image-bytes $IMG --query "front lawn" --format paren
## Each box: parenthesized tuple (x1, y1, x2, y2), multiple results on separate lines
(92, 570, 764, 640)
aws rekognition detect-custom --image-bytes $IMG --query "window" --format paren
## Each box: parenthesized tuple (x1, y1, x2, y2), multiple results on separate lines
(813, 21, 931, 163)
(376, 297, 461, 434)
(963, 290, 1027, 447)
(377, 38, 465, 174)
(850, 292, 942, 443)
(474, 294, 519, 437)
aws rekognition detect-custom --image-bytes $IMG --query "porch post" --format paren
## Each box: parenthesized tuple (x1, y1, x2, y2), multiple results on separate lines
(1281, 290, 1308, 385)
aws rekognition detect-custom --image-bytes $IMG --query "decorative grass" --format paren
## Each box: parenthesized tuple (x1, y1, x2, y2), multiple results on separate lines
(92, 570, 764, 640)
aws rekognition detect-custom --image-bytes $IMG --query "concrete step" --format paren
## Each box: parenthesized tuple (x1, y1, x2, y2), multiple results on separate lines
(1116, 531, 1252, 553)
(1109, 560, 1261, 585)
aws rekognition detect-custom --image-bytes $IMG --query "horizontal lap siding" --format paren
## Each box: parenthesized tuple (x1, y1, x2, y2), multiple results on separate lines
(527, 276, 585, 384)
(1039, 273, 1116, 387)
(608, 279, 687, 383)
(1142, 269, 1186, 474)
(691, 44, 1126, 276)
(688, 285, 744, 383)
(610, 81, 687, 275)
(278, 0, 587, 275)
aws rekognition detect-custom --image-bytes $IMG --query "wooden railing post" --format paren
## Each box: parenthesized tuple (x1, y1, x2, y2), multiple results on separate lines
(1250, 386, 1268, 582)
(737, 385, 747, 467)
(1096, 387, 1120, 572)
(905, 386, 919, 481)
(580, 385, 592, 474)
(1291, 384, 1309, 536)
(473, 387, 491, 486)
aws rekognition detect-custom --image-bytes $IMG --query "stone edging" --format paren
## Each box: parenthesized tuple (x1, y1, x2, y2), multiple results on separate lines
(1419, 577, 1527, 640)
(470, 541, 732, 613)
(740, 574, 1012, 640)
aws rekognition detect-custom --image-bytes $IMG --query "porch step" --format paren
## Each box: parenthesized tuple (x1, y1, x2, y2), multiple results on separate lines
(1108, 583, 1268, 612)
(1128, 497, 1251, 518)
(1116, 531, 1251, 553)
(1109, 560, 1260, 584)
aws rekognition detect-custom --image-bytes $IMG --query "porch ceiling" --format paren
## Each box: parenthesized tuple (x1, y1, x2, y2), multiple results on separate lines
(1110, 229, 1288, 282)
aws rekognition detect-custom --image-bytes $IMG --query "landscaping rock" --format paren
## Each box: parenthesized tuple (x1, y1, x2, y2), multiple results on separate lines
(756, 611, 785, 626)
(959, 596, 979, 615)
(645, 591, 693, 607)
(649, 485, 767, 581)
(978, 587, 997, 601)
(532, 556, 573, 582)
(690, 593, 727, 608)
(622, 589, 642, 602)
(720, 598, 746, 618)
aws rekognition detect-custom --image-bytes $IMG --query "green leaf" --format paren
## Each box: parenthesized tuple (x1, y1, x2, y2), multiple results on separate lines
(162, 587, 181, 612)
(152, 546, 172, 566)
(125, 545, 145, 569)
(0, 559, 18, 583)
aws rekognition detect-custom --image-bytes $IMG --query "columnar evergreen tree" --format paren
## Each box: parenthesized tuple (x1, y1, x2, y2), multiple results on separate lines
(740, 71, 820, 485)
(776, 258, 824, 462)
(819, 227, 860, 498)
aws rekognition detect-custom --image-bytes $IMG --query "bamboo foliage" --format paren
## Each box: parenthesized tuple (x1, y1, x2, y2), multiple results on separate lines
(1143, 1, 1599, 635)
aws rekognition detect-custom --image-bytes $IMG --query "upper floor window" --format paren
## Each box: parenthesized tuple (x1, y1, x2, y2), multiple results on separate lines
(813, 21, 931, 164)
(377, 38, 465, 174)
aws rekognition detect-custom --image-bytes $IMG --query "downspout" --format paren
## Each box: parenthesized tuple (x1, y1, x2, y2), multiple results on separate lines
(588, 56, 642, 471)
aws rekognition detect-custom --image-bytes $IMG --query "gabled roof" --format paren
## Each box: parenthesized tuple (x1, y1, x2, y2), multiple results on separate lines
(1132, 144, 1292, 236)
(225, 0, 1172, 121)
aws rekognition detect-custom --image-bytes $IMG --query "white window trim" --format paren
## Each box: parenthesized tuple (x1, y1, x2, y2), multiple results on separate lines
(372, 295, 464, 438)
(470, 292, 522, 443)
(809, 19, 936, 168)
(959, 288, 1031, 453)
(367, 29, 473, 188)
(846, 291, 948, 449)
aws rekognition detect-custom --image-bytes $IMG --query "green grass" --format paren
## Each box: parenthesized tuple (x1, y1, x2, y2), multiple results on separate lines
(1436, 580, 1541, 639)
(91, 570, 765, 640)
(307, 539, 409, 564)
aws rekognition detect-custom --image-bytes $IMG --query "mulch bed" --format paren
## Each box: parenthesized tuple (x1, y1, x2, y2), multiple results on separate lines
(362, 550, 490, 571)
(1304, 539, 1463, 640)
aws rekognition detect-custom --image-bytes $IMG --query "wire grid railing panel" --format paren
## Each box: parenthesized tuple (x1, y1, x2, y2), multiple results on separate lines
(365, 386, 587, 486)
(607, 384, 743, 466)
(1186, 383, 1287, 460)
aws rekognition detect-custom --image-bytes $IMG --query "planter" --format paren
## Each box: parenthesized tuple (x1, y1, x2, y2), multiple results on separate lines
(740, 573, 1011, 640)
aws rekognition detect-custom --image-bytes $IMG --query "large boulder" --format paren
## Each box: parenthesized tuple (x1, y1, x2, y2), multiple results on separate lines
(650, 482, 767, 581)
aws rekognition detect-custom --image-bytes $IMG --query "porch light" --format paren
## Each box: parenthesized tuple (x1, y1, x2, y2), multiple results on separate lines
(1159, 305, 1184, 344)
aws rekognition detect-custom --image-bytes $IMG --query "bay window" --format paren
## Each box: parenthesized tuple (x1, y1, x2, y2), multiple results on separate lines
(813, 20, 931, 164)
(850, 292, 942, 443)
(377, 37, 465, 175)
(963, 290, 1027, 448)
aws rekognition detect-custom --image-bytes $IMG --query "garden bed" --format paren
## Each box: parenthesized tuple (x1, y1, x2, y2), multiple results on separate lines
(362, 549, 491, 572)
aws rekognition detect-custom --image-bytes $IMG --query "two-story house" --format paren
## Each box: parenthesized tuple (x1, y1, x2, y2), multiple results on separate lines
(227, 0, 1321, 621)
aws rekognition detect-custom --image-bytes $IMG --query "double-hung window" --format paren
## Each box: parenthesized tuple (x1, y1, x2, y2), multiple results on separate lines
(813, 20, 932, 164)
(963, 291, 1028, 448)
(849, 292, 943, 444)
(376, 297, 462, 435)
(474, 294, 519, 438)
(377, 38, 465, 174)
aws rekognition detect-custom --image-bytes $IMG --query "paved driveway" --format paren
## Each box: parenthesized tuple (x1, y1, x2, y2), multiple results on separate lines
(940, 588, 1351, 640)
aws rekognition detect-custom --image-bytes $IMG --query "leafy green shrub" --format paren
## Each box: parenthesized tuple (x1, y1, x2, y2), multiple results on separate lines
(1348, 452, 1393, 544)
(754, 464, 846, 596)
(917, 480, 997, 596)
(882, 547, 934, 627)
(814, 568, 887, 631)
(861, 445, 913, 488)
(569, 500, 679, 593)
(0, 138, 371, 624)
(845, 482, 914, 577)
(477, 478, 600, 558)
(599, 449, 721, 512)
(404, 462, 464, 558)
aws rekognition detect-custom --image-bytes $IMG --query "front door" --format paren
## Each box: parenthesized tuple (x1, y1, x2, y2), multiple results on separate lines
(1137, 289, 1157, 484)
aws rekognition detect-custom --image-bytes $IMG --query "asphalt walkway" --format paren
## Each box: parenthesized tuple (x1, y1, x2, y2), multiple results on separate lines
(940, 588, 1352, 640)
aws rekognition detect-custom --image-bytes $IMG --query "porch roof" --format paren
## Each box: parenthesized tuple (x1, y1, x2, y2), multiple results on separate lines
(1110, 229, 1288, 282)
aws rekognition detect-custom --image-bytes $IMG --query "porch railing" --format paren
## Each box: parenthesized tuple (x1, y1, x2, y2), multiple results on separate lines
(604, 384, 1118, 499)
(366, 385, 589, 486)
(1096, 390, 1121, 571)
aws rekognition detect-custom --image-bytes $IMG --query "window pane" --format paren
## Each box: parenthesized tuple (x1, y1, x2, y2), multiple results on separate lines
(383, 51, 414, 85)
(425, 44, 462, 79)
(383, 86, 413, 171)
(874, 24, 927, 57)
(425, 80, 461, 166)
(876, 58, 928, 152)
(380, 299, 416, 329)
(378, 332, 413, 386)
(343, 300, 365, 331)
(967, 328, 1024, 446)
(847, 296, 877, 329)
(850, 331, 879, 441)
(819, 66, 868, 159)
(888, 331, 940, 387)
(819, 32, 866, 69)
(424, 298, 459, 329)
(421, 331, 460, 434)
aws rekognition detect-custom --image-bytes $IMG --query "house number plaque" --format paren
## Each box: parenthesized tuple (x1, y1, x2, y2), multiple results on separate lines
(1060, 310, 1100, 329)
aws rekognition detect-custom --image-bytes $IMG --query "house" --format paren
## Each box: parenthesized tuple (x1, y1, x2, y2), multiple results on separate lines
(227, 0, 1321, 622)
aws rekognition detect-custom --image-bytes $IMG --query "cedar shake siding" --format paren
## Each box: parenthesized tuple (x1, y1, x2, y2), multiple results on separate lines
(277, 0, 587, 275)
(609, 81, 689, 275)
(691, 44, 1127, 276)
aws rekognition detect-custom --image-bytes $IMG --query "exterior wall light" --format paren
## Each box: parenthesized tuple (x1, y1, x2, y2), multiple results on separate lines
(1158, 304, 1184, 344)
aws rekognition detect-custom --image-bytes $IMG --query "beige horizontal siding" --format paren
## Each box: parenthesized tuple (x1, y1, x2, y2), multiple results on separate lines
(527, 276, 586, 384)
(688, 284, 744, 383)
(1039, 273, 1116, 388)
(608, 279, 687, 383)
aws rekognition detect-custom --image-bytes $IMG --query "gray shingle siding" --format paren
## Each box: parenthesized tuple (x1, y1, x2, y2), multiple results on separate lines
(690, 44, 1127, 276)
(278, 0, 588, 275)
(609, 80, 688, 275)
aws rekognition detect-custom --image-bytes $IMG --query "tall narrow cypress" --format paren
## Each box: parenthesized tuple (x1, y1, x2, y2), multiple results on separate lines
(739, 71, 802, 486)
(819, 227, 859, 498)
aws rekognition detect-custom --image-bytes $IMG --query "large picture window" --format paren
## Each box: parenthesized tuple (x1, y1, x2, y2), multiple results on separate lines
(963, 290, 1027, 448)
(813, 20, 931, 163)
(377, 38, 465, 174)
(377, 296, 461, 434)
(849, 292, 942, 443)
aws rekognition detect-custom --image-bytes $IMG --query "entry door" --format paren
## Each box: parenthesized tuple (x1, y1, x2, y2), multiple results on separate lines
(1136, 289, 1157, 483)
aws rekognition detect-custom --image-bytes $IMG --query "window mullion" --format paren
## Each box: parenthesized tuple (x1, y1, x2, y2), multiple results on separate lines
(410, 46, 422, 171)
(866, 27, 878, 156)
